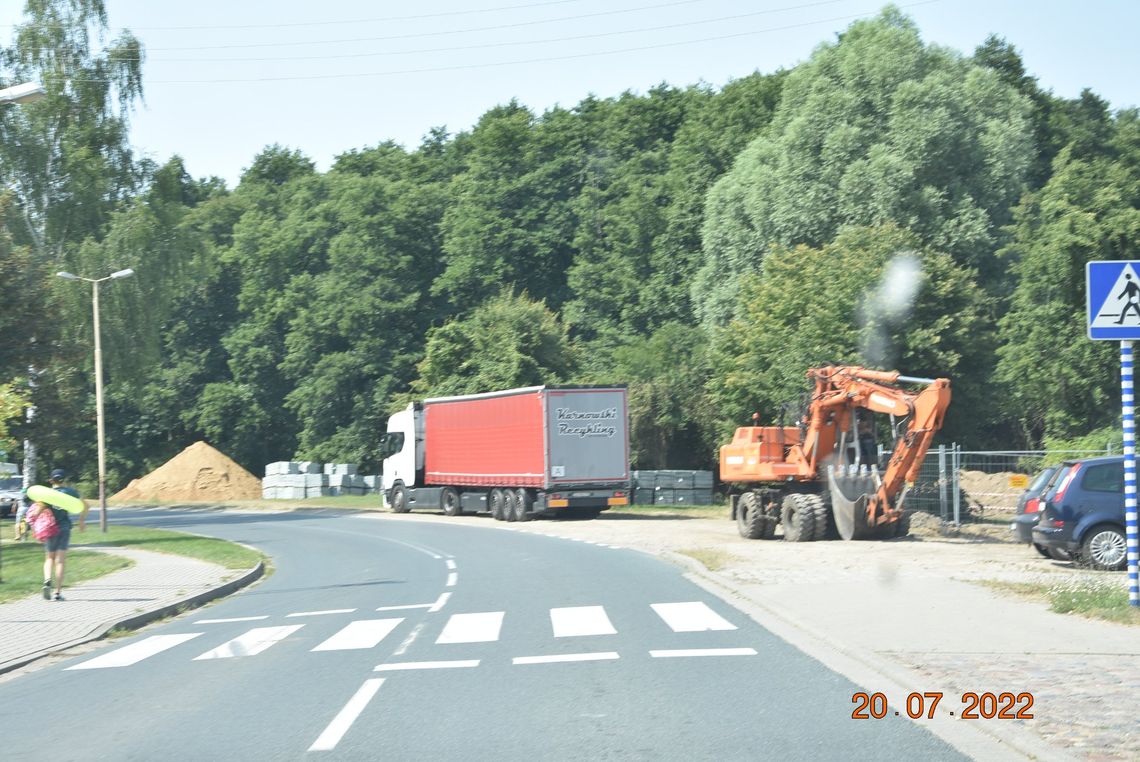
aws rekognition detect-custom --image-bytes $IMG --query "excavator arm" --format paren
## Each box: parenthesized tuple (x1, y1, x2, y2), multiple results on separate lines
(814, 366, 951, 539)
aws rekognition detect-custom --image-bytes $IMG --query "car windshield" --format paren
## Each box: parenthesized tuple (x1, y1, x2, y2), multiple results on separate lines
(1026, 467, 1056, 493)
(0, 476, 23, 491)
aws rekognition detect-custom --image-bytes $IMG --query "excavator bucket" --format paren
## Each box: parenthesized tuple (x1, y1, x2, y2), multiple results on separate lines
(828, 469, 880, 541)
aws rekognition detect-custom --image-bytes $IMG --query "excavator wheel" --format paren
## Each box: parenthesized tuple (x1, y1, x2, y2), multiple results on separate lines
(810, 495, 835, 541)
(781, 493, 818, 542)
(736, 492, 769, 539)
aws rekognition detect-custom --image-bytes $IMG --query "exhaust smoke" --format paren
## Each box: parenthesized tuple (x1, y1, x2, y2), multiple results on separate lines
(860, 252, 924, 367)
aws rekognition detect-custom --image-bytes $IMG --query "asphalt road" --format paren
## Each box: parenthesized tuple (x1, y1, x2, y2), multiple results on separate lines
(0, 508, 966, 760)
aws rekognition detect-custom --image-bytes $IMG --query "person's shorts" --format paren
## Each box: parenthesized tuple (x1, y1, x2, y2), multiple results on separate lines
(45, 526, 71, 552)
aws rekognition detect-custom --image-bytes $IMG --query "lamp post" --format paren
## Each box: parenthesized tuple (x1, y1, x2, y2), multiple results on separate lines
(57, 268, 135, 532)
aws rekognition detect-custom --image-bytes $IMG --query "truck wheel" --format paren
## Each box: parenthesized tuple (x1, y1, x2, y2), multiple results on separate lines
(781, 493, 817, 542)
(441, 487, 461, 517)
(502, 489, 518, 522)
(1080, 524, 1127, 571)
(513, 488, 533, 522)
(490, 489, 505, 521)
(390, 484, 410, 513)
(736, 492, 767, 540)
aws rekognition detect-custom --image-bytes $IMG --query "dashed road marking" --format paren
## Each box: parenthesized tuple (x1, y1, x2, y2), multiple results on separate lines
(309, 678, 385, 752)
(513, 652, 619, 665)
(288, 608, 357, 618)
(650, 648, 758, 658)
(374, 659, 480, 672)
(195, 616, 269, 624)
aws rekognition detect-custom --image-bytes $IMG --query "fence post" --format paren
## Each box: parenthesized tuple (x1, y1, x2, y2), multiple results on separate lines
(938, 445, 948, 521)
(952, 444, 961, 527)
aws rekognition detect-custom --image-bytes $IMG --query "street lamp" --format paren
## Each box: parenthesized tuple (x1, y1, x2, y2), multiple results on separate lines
(57, 268, 135, 532)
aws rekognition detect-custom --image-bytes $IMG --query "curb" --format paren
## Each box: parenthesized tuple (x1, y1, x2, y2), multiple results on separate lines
(0, 561, 264, 676)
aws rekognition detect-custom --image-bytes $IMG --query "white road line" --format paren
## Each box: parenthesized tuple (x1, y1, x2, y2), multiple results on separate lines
(446, 559, 457, 570)
(308, 678, 385, 752)
(193, 625, 304, 660)
(194, 616, 269, 624)
(428, 592, 451, 612)
(66, 633, 204, 670)
(436, 612, 504, 644)
(446, 572, 458, 587)
(373, 660, 480, 672)
(513, 652, 619, 665)
(550, 606, 617, 637)
(376, 603, 433, 612)
(393, 622, 425, 656)
(288, 608, 357, 618)
(651, 602, 737, 632)
(650, 648, 758, 658)
(312, 619, 404, 652)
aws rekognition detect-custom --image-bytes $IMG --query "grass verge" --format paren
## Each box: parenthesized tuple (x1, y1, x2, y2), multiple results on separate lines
(675, 547, 734, 571)
(977, 576, 1140, 625)
(614, 503, 726, 520)
(0, 524, 262, 604)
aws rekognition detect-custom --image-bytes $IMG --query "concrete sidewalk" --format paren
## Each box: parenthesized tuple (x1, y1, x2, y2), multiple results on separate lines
(0, 546, 262, 674)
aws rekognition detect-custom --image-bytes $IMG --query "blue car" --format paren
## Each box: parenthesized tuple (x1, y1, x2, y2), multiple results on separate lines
(1032, 456, 1129, 572)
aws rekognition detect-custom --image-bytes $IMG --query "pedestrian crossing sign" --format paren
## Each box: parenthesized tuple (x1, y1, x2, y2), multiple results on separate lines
(1087, 260, 1140, 339)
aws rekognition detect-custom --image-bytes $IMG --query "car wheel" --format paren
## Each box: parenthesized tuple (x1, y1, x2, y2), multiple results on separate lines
(1047, 547, 1071, 562)
(1032, 542, 1051, 558)
(1080, 525, 1127, 571)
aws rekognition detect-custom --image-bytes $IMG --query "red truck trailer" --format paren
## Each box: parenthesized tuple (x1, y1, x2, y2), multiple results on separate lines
(379, 385, 630, 521)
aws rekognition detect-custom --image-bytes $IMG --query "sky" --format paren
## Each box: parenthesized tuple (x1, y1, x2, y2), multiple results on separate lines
(2, 0, 1138, 188)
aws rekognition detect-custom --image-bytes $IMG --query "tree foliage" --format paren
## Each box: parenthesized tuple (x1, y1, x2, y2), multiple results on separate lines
(693, 7, 1033, 327)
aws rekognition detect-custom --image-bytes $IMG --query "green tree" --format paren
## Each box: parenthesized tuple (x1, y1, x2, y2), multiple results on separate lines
(996, 111, 1140, 445)
(708, 225, 994, 445)
(694, 7, 1032, 327)
(412, 290, 577, 398)
(1, 0, 144, 258)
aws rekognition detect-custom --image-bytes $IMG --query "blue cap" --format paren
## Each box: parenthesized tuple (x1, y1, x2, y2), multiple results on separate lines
(50, 469, 66, 480)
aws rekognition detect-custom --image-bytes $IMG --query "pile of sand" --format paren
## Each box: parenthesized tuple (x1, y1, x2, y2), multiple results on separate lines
(111, 441, 261, 503)
(958, 469, 1025, 512)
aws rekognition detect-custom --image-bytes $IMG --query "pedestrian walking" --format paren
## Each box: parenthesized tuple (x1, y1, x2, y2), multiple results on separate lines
(35, 469, 88, 600)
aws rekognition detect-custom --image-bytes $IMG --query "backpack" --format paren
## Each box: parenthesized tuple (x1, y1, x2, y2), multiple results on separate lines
(31, 506, 60, 542)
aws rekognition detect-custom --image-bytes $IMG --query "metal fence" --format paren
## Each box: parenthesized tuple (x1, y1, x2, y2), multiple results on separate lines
(902, 446, 1119, 525)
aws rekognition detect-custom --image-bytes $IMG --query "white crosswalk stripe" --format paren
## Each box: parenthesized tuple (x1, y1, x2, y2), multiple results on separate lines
(193, 625, 304, 660)
(62, 601, 747, 670)
(312, 619, 404, 652)
(550, 606, 616, 637)
(651, 602, 737, 632)
(435, 612, 504, 644)
(66, 633, 204, 670)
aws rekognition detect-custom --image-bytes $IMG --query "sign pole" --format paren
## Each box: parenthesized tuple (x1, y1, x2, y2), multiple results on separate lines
(1124, 341, 1140, 607)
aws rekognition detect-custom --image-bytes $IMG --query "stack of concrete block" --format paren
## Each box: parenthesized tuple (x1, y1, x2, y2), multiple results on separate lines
(262, 461, 381, 499)
(631, 470, 716, 506)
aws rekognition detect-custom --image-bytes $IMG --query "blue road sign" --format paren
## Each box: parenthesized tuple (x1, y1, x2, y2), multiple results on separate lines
(1087, 261, 1140, 340)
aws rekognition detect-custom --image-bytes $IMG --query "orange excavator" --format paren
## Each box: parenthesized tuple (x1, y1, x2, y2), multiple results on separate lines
(721, 365, 951, 541)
